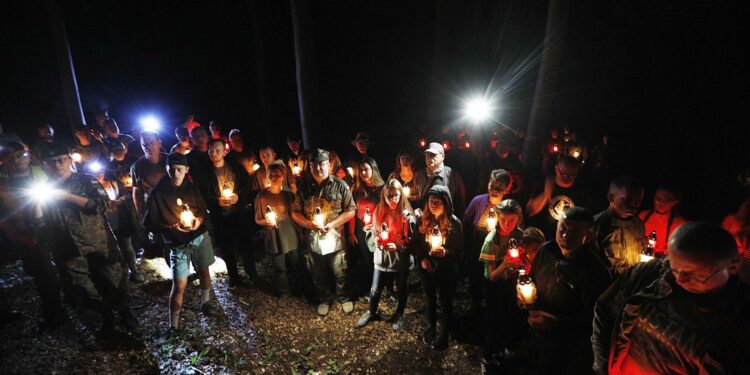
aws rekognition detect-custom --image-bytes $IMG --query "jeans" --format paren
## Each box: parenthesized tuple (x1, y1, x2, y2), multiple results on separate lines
(368, 268, 408, 315)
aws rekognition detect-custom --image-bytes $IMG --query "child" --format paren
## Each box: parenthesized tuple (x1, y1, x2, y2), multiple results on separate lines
(356, 179, 414, 330)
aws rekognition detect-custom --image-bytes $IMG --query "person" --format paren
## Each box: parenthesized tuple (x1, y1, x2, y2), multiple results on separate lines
(343, 131, 372, 179)
(478, 199, 525, 363)
(638, 184, 687, 257)
(526, 207, 612, 374)
(722, 196, 750, 282)
(526, 155, 586, 240)
(186, 126, 213, 189)
(521, 227, 545, 274)
(91, 162, 143, 283)
(256, 146, 296, 193)
(478, 138, 526, 203)
(0, 122, 21, 148)
(328, 150, 351, 186)
(291, 149, 356, 316)
(463, 168, 512, 315)
(594, 175, 646, 275)
(71, 125, 108, 171)
(208, 121, 229, 144)
(182, 112, 201, 133)
(386, 149, 417, 205)
(226, 129, 257, 177)
(170, 127, 193, 156)
(255, 160, 300, 306)
(143, 153, 217, 332)
(412, 142, 467, 215)
(0, 142, 65, 329)
(205, 139, 255, 287)
(36, 143, 137, 334)
(283, 132, 306, 178)
(592, 222, 750, 374)
(348, 156, 385, 295)
(130, 131, 167, 220)
(31, 124, 56, 166)
(416, 185, 463, 350)
(357, 179, 415, 330)
(101, 118, 135, 153)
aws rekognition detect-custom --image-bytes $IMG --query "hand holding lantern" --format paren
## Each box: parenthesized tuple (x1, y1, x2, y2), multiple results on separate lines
(506, 238, 523, 268)
(378, 223, 391, 247)
(292, 161, 301, 176)
(486, 207, 498, 232)
(428, 225, 445, 257)
(71, 152, 82, 163)
(402, 185, 411, 199)
(363, 207, 372, 225)
(222, 183, 233, 199)
(179, 202, 196, 230)
(640, 231, 657, 262)
(516, 269, 538, 307)
(313, 206, 326, 230)
(265, 205, 278, 228)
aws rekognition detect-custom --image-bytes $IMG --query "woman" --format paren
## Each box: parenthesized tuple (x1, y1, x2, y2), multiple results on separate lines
(638, 184, 687, 256)
(356, 179, 414, 330)
(387, 150, 417, 204)
(478, 199, 525, 362)
(417, 185, 462, 349)
(348, 156, 385, 295)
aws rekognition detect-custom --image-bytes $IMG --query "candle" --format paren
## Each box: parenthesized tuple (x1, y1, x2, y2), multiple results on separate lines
(379, 223, 389, 243)
(71, 152, 82, 163)
(221, 183, 233, 199)
(253, 163, 260, 172)
(180, 203, 195, 229)
(507, 238, 522, 262)
(346, 167, 354, 177)
(363, 207, 371, 225)
(292, 161, 302, 176)
(121, 175, 133, 188)
(313, 206, 326, 228)
(402, 185, 410, 199)
(641, 231, 656, 262)
(265, 205, 277, 227)
(486, 207, 497, 232)
(428, 225, 444, 251)
(516, 269, 537, 306)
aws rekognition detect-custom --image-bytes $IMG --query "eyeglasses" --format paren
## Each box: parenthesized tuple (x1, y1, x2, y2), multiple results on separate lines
(669, 264, 727, 284)
(11, 152, 30, 159)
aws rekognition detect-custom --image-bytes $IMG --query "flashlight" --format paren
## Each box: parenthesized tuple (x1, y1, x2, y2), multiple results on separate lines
(140, 115, 161, 132)
(464, 96, 494, 124)
(28, 182, 55, 204)
(71, 152, 82, 163)
(87, 161, 103, 173)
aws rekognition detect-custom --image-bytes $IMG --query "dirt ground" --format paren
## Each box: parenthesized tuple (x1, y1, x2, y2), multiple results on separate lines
(0, 253, 537, 374)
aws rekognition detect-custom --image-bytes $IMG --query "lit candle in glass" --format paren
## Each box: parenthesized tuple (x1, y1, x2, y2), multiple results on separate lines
(265, 205, 277, 227)
(428, 225, 444, 251)
(292, 161, 301, 176)
(507, 238, 522, 263)
(363, 207, 371, 225)
(221, 183, 233, 199)
(180, 203, 195, 229)
(253, 163, 260, 172)
(402, 185, 411, 199)
(121, 175, 133, 188)
(313, 206, 326, 228)
(485, 207, 497, 232)
(640, 231, 657, 262)
(346, 167, 354, 178)
(379, 223, 389, 243)
(516, 269, 537, 306)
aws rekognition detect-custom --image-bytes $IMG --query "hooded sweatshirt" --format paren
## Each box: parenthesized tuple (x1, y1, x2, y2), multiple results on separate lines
(416, 185, 463, 267)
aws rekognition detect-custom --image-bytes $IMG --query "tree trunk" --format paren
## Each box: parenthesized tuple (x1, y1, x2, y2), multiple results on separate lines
(289, 0, 316, 149)
(522, 0, 569, 168)
(43, 0, 85, 131)
(250, 0, 273, 145)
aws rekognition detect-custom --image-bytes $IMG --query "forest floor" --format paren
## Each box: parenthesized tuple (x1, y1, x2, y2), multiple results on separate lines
(0, 252, 537, 375)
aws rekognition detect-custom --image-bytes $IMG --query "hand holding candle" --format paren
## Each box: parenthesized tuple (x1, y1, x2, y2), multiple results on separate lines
(516, 269, 538, 307)
(265, 205, 278, 227)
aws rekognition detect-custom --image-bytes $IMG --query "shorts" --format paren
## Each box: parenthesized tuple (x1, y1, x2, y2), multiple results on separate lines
(170, 233, 216, 279)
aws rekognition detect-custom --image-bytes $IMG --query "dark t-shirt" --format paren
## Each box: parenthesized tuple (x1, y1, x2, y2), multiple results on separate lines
(528, 182, 586, 239)
(130, 153, 168, 205)
(255, 189, 299, 254)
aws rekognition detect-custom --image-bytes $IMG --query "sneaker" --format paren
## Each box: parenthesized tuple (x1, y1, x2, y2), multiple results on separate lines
(391, 313, 405, 330)
(129, 272, 145, 283)
(278, 295, 290, 308)
(422, 326, 436, 345)
(357, 311, 376, 327)
(341, 301, 354, 314)
(317, 303, 330, 316)
(200, 300, 219, 316)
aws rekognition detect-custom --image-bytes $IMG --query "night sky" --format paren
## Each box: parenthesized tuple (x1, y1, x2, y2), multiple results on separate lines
(2, 0, 748, 219)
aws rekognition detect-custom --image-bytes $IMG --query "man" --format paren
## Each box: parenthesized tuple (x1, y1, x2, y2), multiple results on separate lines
(291, 149, 356, 316)
(208, 121, 228, 143)
(130, 131, 167, 219)
(144, 153, 217, 332)
(412, 142, 466, 215)
(204, 139, 255, 287)
(593, 222, 750, 374)
(31, 124, 56, 166)
(594, 175, 646, 275)
(256, 146, 296, 193)
(526, 155, 586, 240)
(477, 138, 526, 203)
(527, 207, 612, 374)
(225, 129, 257, 177)
(0, 142, 65, 329)
(102, 118, 136, 154)
(186, 126, 213, 191)
(342, 131, 371, 178)
(283, 132, 306, 178)
(182, 112, 201, 133)
(36, 144, 137, 334)
(170, 127, 193, 156)
(71, 125, 108, 170)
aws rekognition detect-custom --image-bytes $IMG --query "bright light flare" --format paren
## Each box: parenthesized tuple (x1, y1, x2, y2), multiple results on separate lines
(28, 182, 55, 204)
(464, 96, 495, 124)
(140, 115, 161, 132)
(88, 161, 103, 173)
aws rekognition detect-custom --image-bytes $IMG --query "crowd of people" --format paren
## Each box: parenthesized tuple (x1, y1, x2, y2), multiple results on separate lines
(1, 114, 749, 374)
